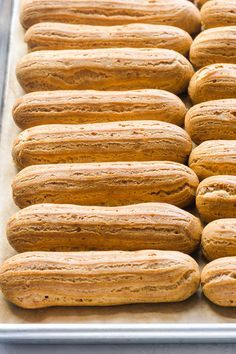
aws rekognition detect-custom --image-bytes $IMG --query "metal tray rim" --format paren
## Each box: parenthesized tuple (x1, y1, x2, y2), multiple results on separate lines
(0, 324, 236, 343)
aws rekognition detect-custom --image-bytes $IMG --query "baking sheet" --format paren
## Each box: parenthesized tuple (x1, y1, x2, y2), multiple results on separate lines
(0, 0, 236, 343)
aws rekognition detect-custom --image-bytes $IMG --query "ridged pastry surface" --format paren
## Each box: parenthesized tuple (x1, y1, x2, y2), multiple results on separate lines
(20, 0, 201, 34)
(0, 250, 200, 308)
(196, 175, 236, 222)
(190, 26, 236, 68)
(13, 89, 187, 129)
(12, 121, 193, 168)
(12, 161, 199, 208)
(201, 219, 236, 260)
(189, 140, 236, 180)
(25, 23, 192, 56)
(7, 202, 202, 253)
(201, 0, 236, 29)
(185, 99, 236, 144)
(16, 48, 194, 93)
(201, 257, 236, 306)
(188, 64, 236, 104)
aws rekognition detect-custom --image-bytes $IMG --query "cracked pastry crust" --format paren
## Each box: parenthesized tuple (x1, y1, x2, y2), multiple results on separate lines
(12, 161, 199, 209)
(201, 0, 236, 29)
(12, 121, 193, 168)
(7, 202, 202, 253)
(16, 48, 194, 94)
(25, 23, 192, 56)
(0, 250, 200, 308)
(196, 175, 236, 222)
(20, 0, 201, 34)
(188, 64, 236, 104)
(13, 89, 187, 129)
(201, 219, 236, 261)
(190, 26, 236, 68)
(185, 99, 236, 144)
(201, 256, 236, 306)
(189, 140, 236, 180)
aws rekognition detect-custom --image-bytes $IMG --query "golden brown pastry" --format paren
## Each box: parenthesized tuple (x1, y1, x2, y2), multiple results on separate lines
(196, 175, 236, 222)
(16, 48, 194, 93)
(12, 161, 199, 209)
(7, 202, 202, 253)
(201, 257, 236, 306)
(188, 64, 236, 104)
(190, 27, 236, 68)
(189, 140, 236, 180)
(194, 0, 209, 7)
(185, 99, 236, 144)
(201, 0, 236, 29)
(20, 0, 201, 34)
(12, 121, 193, 168)
(13, 89, 187, 129)
(0, 250, 200, 308)
(25, 23, 192, 56)
(201, 219, 236, 260)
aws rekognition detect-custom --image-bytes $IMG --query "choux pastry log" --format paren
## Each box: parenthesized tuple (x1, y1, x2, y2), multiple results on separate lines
(0, 250, 200, 308)
(12, 161, 199, 208)
(16, 48, 194, 93)
(7, 203, 202, 253)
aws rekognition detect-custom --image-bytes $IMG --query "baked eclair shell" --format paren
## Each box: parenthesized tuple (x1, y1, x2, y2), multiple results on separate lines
(12, 161, 199, 208)
(0, 250, 200, 308)
(13, 90, 187, 129)
(16, 48, 194, 93)
(190, 26, 236, 68)
(201, 257, 236, 306)
(7, 203, 202, 253)
(201, 219, 236, 260)
(20, 0, 201, 34)
(189, 140, 236, 180)
(12, 121, 193, 168)
(185, 99, 236, 144)
(196, 175, 236, 222)
(188, 64, 236, 104)
(201, 0, 236, 29)
(25, 23, 192, 56)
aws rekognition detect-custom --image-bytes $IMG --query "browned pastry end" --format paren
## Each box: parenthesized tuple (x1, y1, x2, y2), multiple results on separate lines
(196, 175, 236, 223)
(20, 0, 201, 34)
(0, 250, 200, 308)
(12, 121, 193, 168)
(16, 48, 194, 93)
(13, 90, 187, 129)
(25, 23, 192, 56)
(190, 26, 236, 68)
(201, 257, 236, 306)
(188, 64, 236, 104)
(185, 99, 236, 144)
(201, 219, 236, 260)
(189, 140, 236, 180)
(201, 0, 236, 29)
(12, 161, 199, 209)
(7, 202, 202, 253)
